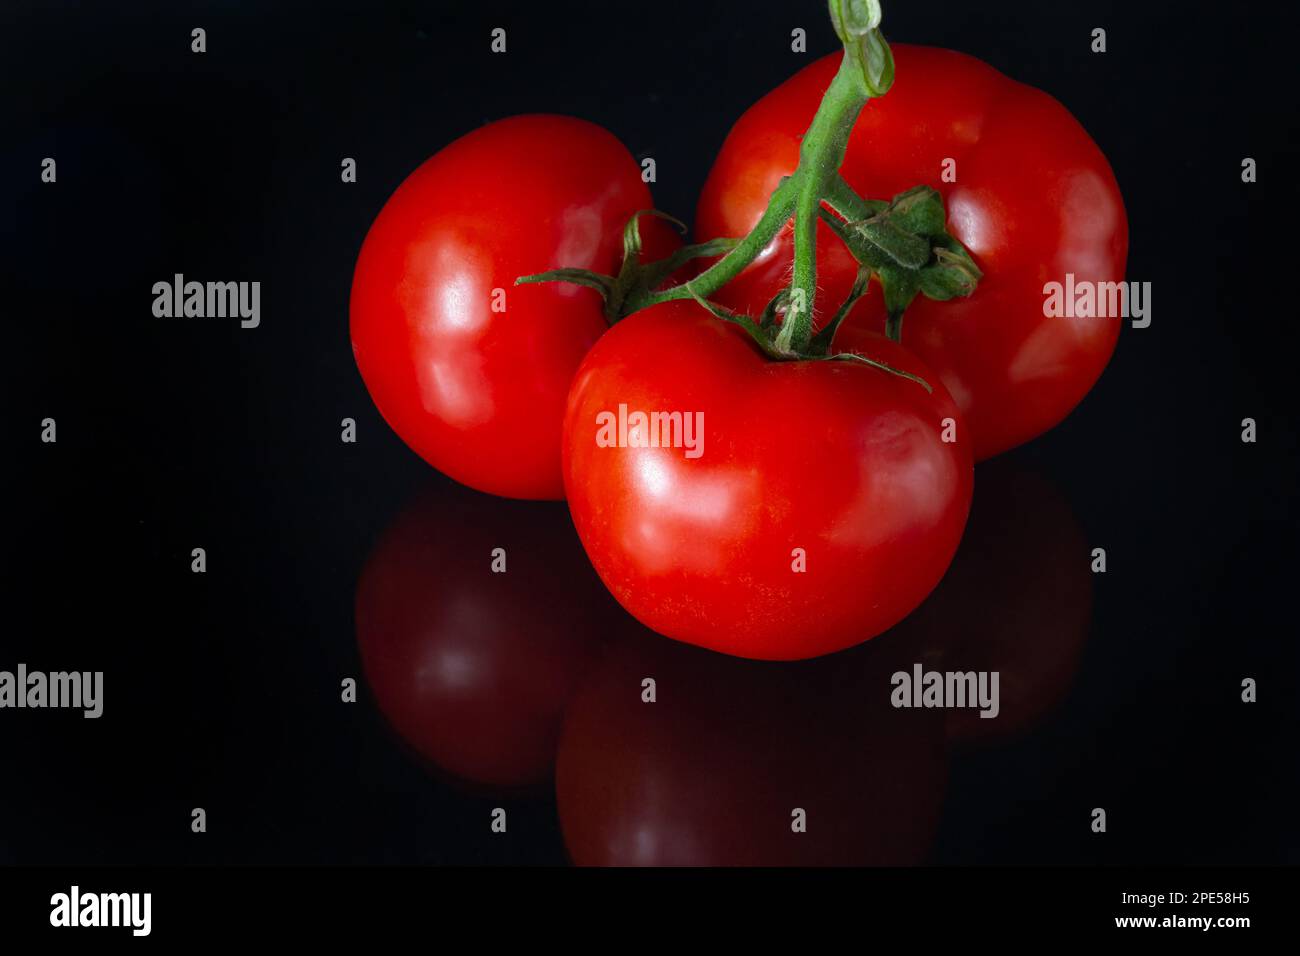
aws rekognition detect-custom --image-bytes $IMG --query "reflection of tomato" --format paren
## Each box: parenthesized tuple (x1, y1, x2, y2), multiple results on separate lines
(563, 300, 972, 660)
(696, 46, 1128, 461)
(555, 629, 947, 865)
(354, 482, 619, 789)
(350, 115, 676, 500)
(901, 459, 1093, 742)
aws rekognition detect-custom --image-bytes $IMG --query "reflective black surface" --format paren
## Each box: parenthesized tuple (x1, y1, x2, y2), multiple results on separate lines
(3, 0, 1298, 865)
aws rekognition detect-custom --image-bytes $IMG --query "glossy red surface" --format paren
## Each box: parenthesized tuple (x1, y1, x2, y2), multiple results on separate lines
(563, 300, 974, 660)
(350, 115, 670, 499)
(696, 45, 1129, 461)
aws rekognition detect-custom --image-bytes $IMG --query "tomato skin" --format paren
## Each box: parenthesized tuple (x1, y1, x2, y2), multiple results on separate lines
(350, 115, 671, 500)
(354, 483, 618, 789)
(562, 300, 973, 661)
(696, 45, 1129, 461)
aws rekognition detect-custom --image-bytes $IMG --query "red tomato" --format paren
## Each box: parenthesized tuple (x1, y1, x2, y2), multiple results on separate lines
(562, 300, 973, 661)
(354, 483, 618, 788)
(556, 627, 947, 865)
(696, 45, 1129, 461)
(350, 115, 674, 500)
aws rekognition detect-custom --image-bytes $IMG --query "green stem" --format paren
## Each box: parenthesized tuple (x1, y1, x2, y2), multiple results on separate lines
(513, 0, 974, 383)
(825, 175, 886, 221)
(774, 55, 873, 353)
(627, 178, 797, 312)
(629, 0, 893, 335)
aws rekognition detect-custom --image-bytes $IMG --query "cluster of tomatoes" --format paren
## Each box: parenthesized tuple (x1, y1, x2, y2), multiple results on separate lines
(350, 43, 1126, 662)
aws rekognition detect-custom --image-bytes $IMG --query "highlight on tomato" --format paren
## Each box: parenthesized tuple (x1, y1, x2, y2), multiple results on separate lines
(695, 44, 1128, 461)
(562, 300, 973, 661)
(350, 114, 675, 500)
(351, 0, 1128, 666)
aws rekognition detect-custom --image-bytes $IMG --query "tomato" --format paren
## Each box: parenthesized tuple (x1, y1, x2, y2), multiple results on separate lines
(354, 482, 619, 788)
(696, 45, 1128, 461)
(562, 300, 973, 661)
(350, 115, 675, 500)
(555, 626, 947, 865)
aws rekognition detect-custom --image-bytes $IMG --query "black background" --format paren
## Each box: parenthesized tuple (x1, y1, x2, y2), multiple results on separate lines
(2, 0, 1298, 867)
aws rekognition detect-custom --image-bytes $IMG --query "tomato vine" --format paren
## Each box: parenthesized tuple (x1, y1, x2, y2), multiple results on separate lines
(518, 0, 981, 379)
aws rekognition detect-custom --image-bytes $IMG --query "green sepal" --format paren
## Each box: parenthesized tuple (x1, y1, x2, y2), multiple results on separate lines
(808, 266, 871, 355)
(681, 283, 930, 392)
(682, 288, 797, 359)
(620, 209, 687, 272)
(514, 267, 614, 297)
(819, 181, 981, 342)
(886, 185, 948, 239)
(641, 236, 739, 290)
(758, 287, 790, 331)
(823, 350, 932, 392)
(877, 264, 920, 318)
(855, 216, 929, 269)
(917, 238, 982, 301)
(516, 210, 735, 325)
